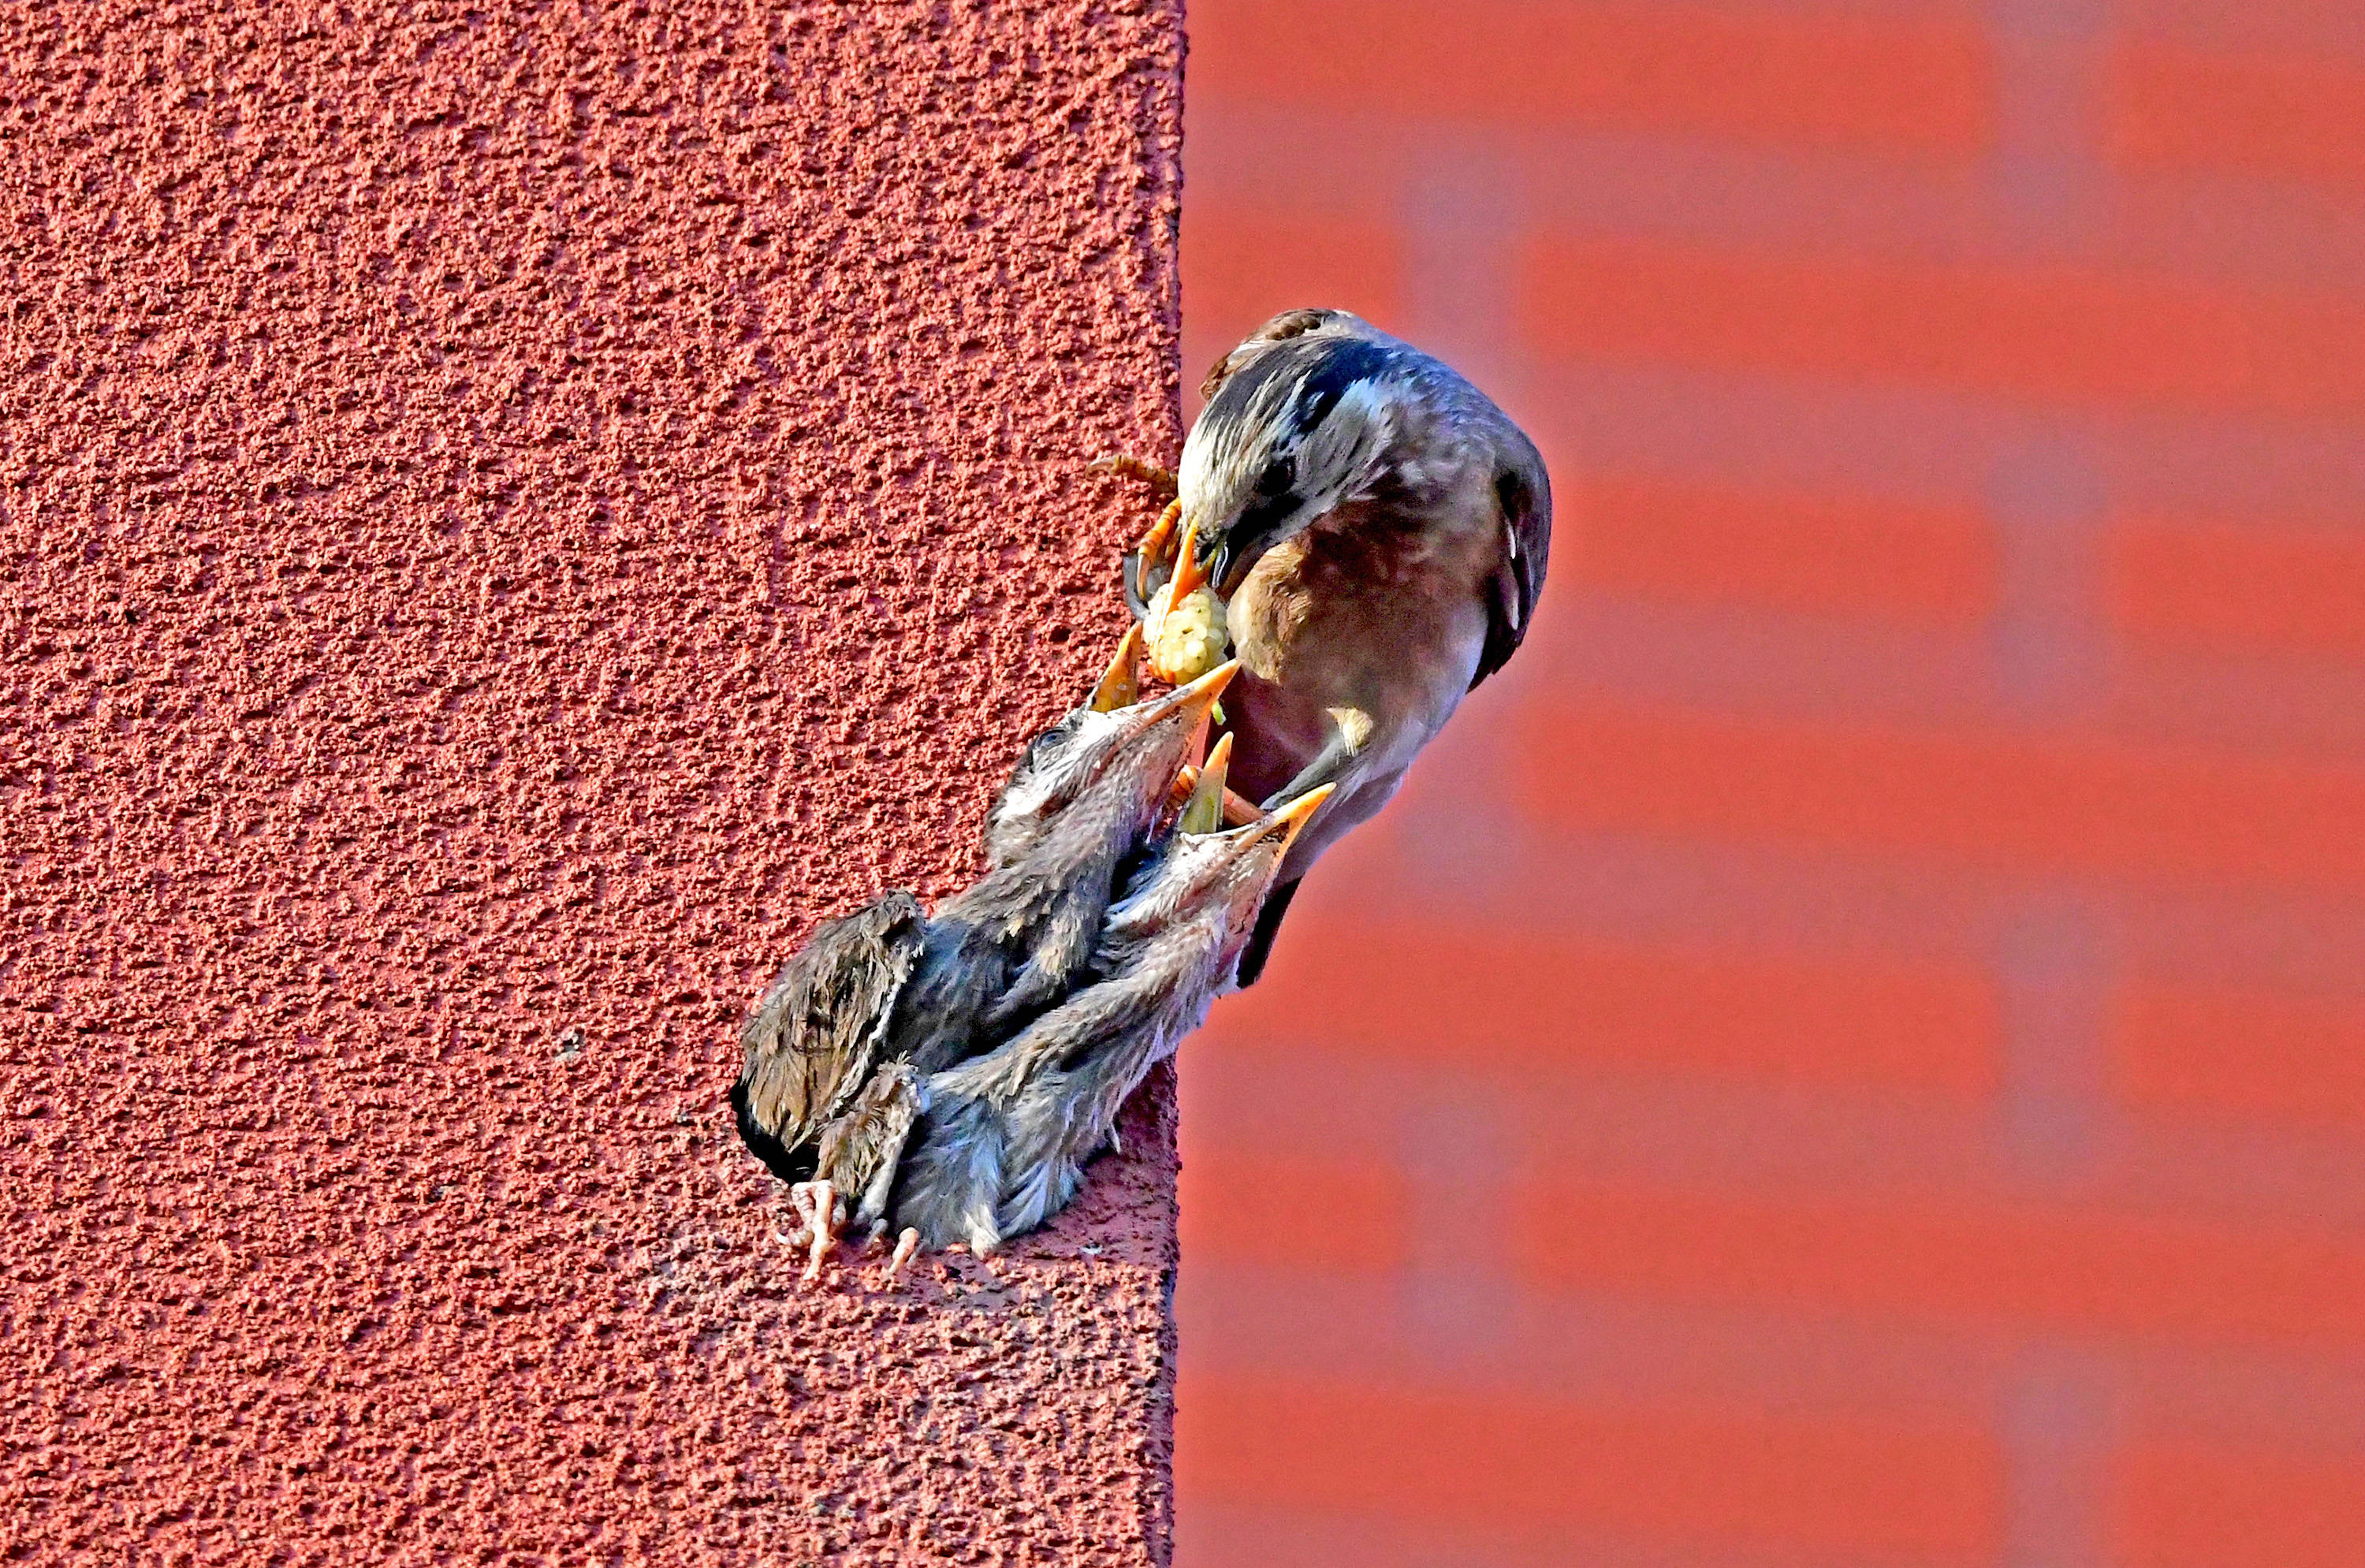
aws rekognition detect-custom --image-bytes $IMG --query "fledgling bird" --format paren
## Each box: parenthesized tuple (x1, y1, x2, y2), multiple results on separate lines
(1129, 307, 1553, 986)
(730, 889, 927, 1189)
(728, 891, 928, 1279)
(978, 623, 1145, 870)
(889, 754, 1335, 1255)
(881, 654, 1238, 1074)
(729, 629, 1149, 1191)
(732, 631, 1237, 1277)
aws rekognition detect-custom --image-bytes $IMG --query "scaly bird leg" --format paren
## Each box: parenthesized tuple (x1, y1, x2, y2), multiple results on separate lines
(793, 1179, 838, 1284)
(1091, 453, 1179, 499)
(1126, 498, 1184, 620)
(884, 1227, 921, 1287)
(1139, 497, 1182, 562)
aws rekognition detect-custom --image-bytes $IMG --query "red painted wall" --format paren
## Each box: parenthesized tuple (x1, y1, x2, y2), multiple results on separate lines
(1175, 2, 2365, 1563)
(0, 3, 1185, 1561)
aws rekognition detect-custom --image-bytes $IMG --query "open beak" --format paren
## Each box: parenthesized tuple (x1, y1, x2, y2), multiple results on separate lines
(1161, 515, 1212, 609)
(1177, 733, 1235, 834)
(1164, 657, 1238, 721)
(1253, 782, 1336, 851)
(1088, 624, 1144, 713)
(1114, 657, 1238, 747)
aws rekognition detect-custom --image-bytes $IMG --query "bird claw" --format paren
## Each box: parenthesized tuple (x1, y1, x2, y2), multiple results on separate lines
(789, 1179, 840, 1284)
(1127, 498, 1184, 616)
(882, 1227, 921, 1287)
(1139, 497, 1182, 564)
(1092, 453, 1179, 500)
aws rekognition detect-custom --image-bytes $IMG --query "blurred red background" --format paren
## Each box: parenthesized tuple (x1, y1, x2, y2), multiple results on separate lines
(1169, 2, 2365, 1564)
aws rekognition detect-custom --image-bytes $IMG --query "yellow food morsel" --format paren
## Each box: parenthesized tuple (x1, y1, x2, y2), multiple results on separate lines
(1148, 587, 1229, 683)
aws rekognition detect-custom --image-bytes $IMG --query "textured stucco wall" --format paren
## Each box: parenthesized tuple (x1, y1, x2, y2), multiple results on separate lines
(0, 3, 1184, 1560)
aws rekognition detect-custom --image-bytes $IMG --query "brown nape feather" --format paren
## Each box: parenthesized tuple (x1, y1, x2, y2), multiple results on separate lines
(1199, 306, 1346, 400)
(731, 891, 927, 1184)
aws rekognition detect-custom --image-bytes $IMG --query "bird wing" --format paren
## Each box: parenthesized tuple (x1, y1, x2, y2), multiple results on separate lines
(892, 972, 1168, 1254)
(1473, 460, 1551, 689)
(732, 890, 927, 1181)
(929, 963, 1168, 1109)
(815, 1062, 925, 1231)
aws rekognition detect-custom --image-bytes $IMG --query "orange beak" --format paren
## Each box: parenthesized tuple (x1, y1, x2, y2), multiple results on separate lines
(1177, 733, 1235, 834)
(1160, 515, 1213, 609)
(1259, 782, 1336, 851)
(1088, 624, 1144, 713)
(1119, 657, 1239, 743)
(1167, 657, 1238, 718)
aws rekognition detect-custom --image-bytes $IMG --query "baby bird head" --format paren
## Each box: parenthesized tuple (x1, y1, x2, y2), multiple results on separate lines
(1178, 307, 1409, 595)
(1125, 737, 1335, 966)
(983, 627, 1238, 867)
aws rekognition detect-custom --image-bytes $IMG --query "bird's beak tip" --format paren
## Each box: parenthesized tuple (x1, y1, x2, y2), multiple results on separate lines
(1269, 782, 1335, 847)
(1173, 657, 1241, 711)
(1178, 732, 1235, 834)
(1166, 516, 1212, 601)
(1088, 624, 1144, 713)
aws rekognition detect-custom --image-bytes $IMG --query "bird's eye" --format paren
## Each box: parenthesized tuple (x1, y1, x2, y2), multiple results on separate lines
(1251, 455, 1295, 505)
(1230, 456, 1298, 544)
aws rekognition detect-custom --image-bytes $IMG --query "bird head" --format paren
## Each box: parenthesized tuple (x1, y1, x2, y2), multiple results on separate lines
(983, 633, 1238, 867)
(1127, 739, 1336, 952)
(1177, 309, 1406, 596)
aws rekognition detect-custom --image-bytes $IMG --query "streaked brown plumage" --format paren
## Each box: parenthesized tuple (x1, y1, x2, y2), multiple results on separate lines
(730, 890, 925, 1192)
(1149, 307, 1552, 985)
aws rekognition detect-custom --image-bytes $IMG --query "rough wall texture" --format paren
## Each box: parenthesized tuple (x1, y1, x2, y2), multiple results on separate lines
(0, 2, 1185, 1561)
